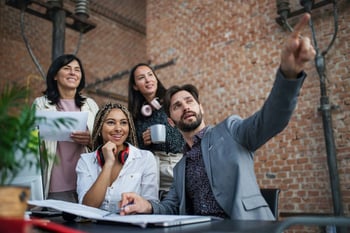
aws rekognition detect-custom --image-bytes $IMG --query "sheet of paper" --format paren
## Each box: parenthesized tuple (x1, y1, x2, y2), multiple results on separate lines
(29, 199, 106, 219)
(28, 199, 212, 228)
(35, 111, 88, 142)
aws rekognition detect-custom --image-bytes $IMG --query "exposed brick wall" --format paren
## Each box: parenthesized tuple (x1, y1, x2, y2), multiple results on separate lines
(1, 0, 349, 229)
(0, 0, 146, 106)
(146, 0, 350, 221)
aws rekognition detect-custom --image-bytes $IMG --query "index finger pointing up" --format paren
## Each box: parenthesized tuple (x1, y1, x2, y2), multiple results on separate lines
(292, 13, 311, 38)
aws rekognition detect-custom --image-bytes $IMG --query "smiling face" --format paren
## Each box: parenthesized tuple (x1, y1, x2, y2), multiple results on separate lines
(101, 109, 130, 147)
(132, 65, 158, 100)
(168, 90, 204, 132)
(54, 59, 82, 92)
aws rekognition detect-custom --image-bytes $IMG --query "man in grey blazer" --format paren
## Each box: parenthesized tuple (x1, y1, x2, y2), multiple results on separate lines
(120, 13, 316, 220)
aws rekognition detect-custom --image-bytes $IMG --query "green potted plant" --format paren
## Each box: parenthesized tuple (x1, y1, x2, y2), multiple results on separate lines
(0, 82, 50, 218)
(0, 83, 41, 185)
(0, 83, 40, 218)
(0, 83, 73, 218)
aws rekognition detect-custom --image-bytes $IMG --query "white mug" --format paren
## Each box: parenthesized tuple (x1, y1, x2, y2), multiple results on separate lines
(150, 124, 166, 144)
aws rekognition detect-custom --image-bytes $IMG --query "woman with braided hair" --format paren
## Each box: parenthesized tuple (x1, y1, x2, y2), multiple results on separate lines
(76, 103, 159, 211)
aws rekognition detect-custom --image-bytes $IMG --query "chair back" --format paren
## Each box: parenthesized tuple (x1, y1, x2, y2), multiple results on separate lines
(260, 188, 280, 219)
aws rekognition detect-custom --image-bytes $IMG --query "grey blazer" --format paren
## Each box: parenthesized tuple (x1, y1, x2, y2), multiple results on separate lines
(150, 69, 306, 220)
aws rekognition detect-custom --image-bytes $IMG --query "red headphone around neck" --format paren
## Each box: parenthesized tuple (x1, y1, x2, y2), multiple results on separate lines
(96, 144, 129, 166)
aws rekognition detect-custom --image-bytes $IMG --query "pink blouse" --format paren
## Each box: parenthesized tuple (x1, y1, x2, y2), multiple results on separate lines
(49, 99, 85, 193)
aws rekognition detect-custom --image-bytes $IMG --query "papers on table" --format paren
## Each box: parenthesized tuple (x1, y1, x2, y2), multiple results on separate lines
(28, 199, 212, 228)
(35, 111, 88, 142)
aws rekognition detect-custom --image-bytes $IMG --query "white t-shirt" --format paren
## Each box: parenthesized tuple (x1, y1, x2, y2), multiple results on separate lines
(76, 144, 159, 211)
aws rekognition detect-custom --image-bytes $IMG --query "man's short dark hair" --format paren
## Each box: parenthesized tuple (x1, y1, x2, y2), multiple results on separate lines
(163, 84, 199, 117)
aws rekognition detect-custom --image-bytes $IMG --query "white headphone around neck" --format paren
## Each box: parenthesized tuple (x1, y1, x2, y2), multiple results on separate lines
(141, 98, 162, 117)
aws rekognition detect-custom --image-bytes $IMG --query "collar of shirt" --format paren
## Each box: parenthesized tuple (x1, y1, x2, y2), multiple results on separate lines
(183, 126, 209, 155)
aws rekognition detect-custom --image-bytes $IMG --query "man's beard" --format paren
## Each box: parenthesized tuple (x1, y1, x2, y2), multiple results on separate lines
(174, 111, 203, 132)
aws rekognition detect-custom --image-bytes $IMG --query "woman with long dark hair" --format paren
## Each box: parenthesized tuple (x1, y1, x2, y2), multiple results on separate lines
(128, 63, 184, 199)
(33, 54, 99, 203)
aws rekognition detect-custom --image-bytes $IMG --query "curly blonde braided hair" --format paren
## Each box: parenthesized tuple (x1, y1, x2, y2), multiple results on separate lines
(91, 103, 138, 150)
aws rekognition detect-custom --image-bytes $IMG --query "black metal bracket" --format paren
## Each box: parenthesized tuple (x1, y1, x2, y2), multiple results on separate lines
(275, 0, 334, 27)
(5, 0, 96, 33)
(318, 104, 340, 112)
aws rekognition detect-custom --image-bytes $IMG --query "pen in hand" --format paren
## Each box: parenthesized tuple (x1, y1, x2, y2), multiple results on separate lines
(120, 202, 134, 211)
